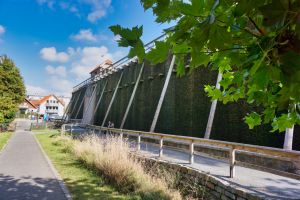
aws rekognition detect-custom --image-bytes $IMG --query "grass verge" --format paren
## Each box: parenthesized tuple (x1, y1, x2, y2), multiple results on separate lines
(0, 132, 12, 151)
(36, 133, 139, 200)
(58, 134, 182, 200)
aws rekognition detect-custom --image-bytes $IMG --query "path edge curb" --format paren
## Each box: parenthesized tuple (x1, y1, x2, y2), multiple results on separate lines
(33, 134, 73, 200)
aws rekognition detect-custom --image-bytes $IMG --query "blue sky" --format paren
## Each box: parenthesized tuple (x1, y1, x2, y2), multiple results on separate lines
(0, 0, 172, 96)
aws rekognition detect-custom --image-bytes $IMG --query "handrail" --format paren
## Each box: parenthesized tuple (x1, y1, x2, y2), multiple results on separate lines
(62, 123, 300, 178)
(72, 33, 167, 93)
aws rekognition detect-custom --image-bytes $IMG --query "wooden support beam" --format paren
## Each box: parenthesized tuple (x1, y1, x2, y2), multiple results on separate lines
(101, 72, 124, 127)
(229, 148, 236, 178)
(150, 55, 176, 132)
(92, 80, 108, 124)
(82, 84, 98, 124)
(75, 89, 88, 119)
(120, 62, 145, 129)
(69, 90, 82, 119)
(204, 72, 222, 139)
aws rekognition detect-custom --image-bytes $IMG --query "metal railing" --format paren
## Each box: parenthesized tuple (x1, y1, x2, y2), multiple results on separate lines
(61, 123, 300, 179)
(72, 33, 167, 93)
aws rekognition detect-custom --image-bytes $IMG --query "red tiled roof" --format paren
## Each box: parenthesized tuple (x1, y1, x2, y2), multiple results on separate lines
(29, 95, 65, 106)
(24, 98, 37, 109)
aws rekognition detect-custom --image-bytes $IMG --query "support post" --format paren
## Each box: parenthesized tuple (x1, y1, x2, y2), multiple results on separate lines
(159, 137, 163, 157)
(61, 124, 65, 135)
(120, 130, 123, 140)
(284, 126, 294, 150)
(82, 84, 98, 124)
(62, 96, 73, 122)
(137, 134, 141, 151)
(120, 62, 145, 129)
(150, 55, 176, 132)
(92, 80, 108, 123)
(189, 141, 194, 164)
(229, 148, 236, 178)
(204, 72, 222, 139)
(70, 124, 73, 134)
(75, 89, 88, 119)
(101, 72, 124, 127)
(69, 91, 82, 120)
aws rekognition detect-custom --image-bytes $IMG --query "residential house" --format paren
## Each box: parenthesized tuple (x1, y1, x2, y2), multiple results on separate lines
(30, 95, 66, 116)
(19, 99, 37, 114)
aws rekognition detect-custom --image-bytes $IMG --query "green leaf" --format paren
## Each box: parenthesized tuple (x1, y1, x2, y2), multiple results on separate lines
(244, 112, 262, 129)
(146, 41, 170, 64)
(175, 55, 185, 77)
(271, 114, 294, 132)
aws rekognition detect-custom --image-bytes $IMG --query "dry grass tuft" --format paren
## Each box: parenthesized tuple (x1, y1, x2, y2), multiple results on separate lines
(56, 134, 182, 200)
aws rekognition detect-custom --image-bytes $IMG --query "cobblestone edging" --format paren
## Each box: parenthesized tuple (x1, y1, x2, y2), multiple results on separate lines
(136, 155, 273, 200)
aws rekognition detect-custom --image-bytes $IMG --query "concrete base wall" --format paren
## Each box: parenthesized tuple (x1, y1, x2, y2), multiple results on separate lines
(138, 156, 267, 200)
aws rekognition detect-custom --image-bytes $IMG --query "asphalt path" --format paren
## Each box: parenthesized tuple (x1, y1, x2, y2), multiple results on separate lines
(0, 119, 67, 200)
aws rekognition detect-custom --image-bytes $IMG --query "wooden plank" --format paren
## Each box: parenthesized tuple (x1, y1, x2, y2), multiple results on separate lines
(101, 72, 124, 127)
(150, 55, 176, 132)
(120, 62, 145, 129)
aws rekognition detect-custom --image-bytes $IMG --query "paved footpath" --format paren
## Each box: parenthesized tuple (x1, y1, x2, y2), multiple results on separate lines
(0, 119, 67, 200)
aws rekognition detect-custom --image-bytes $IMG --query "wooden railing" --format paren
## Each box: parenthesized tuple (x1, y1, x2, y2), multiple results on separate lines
(61, 123, 300, 178)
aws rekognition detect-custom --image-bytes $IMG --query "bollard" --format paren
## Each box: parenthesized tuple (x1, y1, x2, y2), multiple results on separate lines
(137, 134, 141, 151)
(229, 148, 236, 178)
(189, 141, 194, 164)
(159, 137, 163, 157)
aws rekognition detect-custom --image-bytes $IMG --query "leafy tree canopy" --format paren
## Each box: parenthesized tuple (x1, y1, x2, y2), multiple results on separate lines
(0, 55, 26, 123)
(110, 0, 300, 132)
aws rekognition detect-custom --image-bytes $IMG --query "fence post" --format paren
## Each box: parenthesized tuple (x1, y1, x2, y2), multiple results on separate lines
(70, 124, 73, 134)
(159, 137, 163, 157)
(229, 148, 236, 178)
(189, 141, 194, 164)
(137, 134, 141, 151)
(120, 129, 123, 140)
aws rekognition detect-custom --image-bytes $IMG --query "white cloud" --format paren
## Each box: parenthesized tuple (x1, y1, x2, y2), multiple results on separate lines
(0, 25, 5, 35)
(71, 29, 97, 41)
(82, 0, 111, 22)
(36, 0, 111, 22)
(40, 47, 70, 63)
(45, 65, 67, 77)
(47, 76, 73, 96)
(26, 84, 48, 95)
(36, 0, 55, 9)
(70, 46, 112, 79)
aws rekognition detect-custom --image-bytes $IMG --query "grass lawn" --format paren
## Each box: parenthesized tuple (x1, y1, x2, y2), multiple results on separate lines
(0, 132, 12, 151)
(35, 133, 139, 200)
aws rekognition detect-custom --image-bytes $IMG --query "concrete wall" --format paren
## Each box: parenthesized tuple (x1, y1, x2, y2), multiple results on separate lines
(139, 156, 266, 200)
